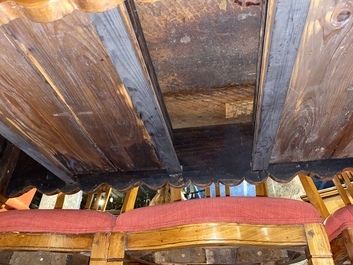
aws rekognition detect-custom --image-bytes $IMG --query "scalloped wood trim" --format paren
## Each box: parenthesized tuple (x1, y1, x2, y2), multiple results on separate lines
(0, 0, 124, 25)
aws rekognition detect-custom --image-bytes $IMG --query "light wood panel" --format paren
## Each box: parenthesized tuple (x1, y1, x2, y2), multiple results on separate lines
(0, 0, 124, 25)
(0, 11, 163, 176)
(0, 233, 93, 252)
(126, 223, 307, 251)
(272, 0, 353, 163)
(0, 26, 102, 180)
(164, 85, 254, 129)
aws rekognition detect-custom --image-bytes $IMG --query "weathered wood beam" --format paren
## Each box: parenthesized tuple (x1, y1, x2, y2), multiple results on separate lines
(0, 139, 20, 194)
(4, 122, 353, 196)
(252, 0, 311, 170)
(89, 3, 182, 175)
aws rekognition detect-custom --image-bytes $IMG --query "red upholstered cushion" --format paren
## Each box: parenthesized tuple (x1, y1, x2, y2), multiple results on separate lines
(113, 196, 323, 232)
(0, 209, 116, 234)
(325, 205, 353, 241)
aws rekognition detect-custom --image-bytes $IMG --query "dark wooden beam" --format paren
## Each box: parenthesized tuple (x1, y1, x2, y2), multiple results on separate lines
(89, 3, 182, 175)
(252, 0, 310, 170)
(0, 139, 20, 194)
(4, 122, 353, 196)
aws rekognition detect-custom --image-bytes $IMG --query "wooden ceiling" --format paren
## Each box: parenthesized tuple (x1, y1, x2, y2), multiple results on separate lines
(0, 0, 352, 196)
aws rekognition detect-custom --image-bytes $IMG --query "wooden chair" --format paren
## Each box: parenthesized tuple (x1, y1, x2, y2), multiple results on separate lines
(299, 171, 353, 264)
(171, 181, 267, 201)
(0, 187, 139, 264)
(113, 195, 334, 264)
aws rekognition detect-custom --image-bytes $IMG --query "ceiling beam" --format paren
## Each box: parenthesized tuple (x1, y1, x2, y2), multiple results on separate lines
(252, 0, 310, 171)
(89, 2, 182, 175)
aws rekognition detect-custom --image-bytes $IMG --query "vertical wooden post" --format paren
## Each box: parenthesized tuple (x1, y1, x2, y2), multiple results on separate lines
(107, 233, 127, 265)
(304, 223, 334, 265)
(90, 232, 110, 265)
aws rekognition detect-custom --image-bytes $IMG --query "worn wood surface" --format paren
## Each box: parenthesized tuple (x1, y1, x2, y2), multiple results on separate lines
(304, 223, 334, 264)
(272, 0, 353, 163)
(135, 0, 261, 93)
(89, 5, 181, 174)
(0, 233, 93, 252)
(330, 232, 348, 264)
(164, 85, 254, 129)
(0, 26, 89, 180)
(0, 11, 163, 176)
(252, 0, 311, 170)
(126, 223, 333, 264)
(0, 0, 124, 25)
(126, 223, 308, 252)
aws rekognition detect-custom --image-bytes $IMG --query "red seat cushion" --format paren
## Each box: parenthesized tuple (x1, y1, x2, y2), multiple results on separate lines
(113, 196, 323, 232)
(325, 205, 353, 241)
(0, 209, 116, 234)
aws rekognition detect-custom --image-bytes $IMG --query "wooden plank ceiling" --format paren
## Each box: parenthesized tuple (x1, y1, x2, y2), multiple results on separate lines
(0, 0, 353, 196)
(252, 0, 353, 175)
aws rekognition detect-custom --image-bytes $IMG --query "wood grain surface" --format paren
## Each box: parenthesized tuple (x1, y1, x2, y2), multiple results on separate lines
(0, 0, 124, 25)
(252, 0, 311, 170)
(272, 0, 353, 163)
(89, 5, 181, 174)
(0, 26, 108, 177)
(164, 85, 254, 128)
(0, 11, 163, 176)
(135, 0, 261, 93)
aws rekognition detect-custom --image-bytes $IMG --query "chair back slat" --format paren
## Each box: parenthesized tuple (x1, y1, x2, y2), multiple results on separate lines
(205, 186, 211, 198)
(332, 175, 352, 206)
(225, 185, 231, 196)
(205, 184, 231, 198)
(299, 170, 353, 219)
(298, 173, 330, 219)
(256, 182, 268, 197)
(121, 187, 139, 213)
(85, 193, 95, 209)
(340, 172, 353, 200)
(170, 187, 182, 202)
(54, 193, 66, 209)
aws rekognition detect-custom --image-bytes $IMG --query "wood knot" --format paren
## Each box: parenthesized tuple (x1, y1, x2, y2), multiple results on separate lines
(331, 2, 353, 29)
